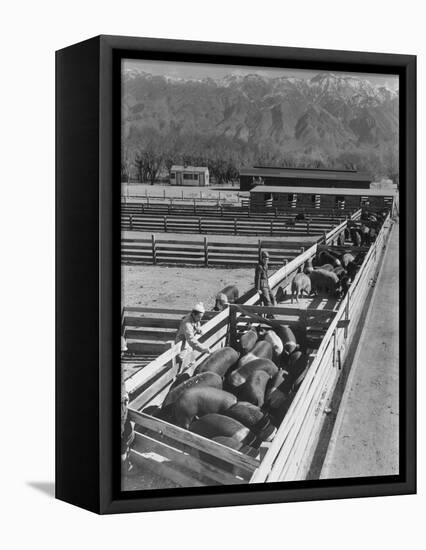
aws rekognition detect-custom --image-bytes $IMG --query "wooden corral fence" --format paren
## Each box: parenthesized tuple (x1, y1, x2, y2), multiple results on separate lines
(122, 307, 219, 357)
(122, 201, 358, 221)
(121, 235, 311, 267)
(121, 214, 344, 237)
(123, 215, 393, 485)
(121, 211, 359, 267)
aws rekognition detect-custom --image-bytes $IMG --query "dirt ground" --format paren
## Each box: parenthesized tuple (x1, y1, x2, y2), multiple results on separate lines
(122, 264, 254, 310)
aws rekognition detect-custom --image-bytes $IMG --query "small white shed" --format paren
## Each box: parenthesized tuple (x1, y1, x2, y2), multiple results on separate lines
(170, 165, 210, 186)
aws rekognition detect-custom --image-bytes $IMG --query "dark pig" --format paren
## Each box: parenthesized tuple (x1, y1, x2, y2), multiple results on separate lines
(229, 357, 278, 388)
(174, 387, 237, 429)
(238, 370, 271, 408)
(163, 372, 222, 408)
(224, 401, 276, 441)
(317, 251, 341, 267)
(309, 268, 340, 296)
(213, 285, 239, 311)
(194, 346, 240, 377)
(238, 328, 258, 354)
(250, 339, 273, 360)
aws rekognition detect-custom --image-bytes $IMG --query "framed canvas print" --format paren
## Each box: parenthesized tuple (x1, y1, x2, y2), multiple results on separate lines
(56, 35, 416, 514)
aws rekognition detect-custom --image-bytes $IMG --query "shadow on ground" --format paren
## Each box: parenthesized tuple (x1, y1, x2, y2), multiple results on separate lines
(27, 481, 55, 498)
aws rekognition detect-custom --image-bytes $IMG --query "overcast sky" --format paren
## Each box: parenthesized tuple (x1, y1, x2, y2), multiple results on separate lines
(123, 59, 399, 91)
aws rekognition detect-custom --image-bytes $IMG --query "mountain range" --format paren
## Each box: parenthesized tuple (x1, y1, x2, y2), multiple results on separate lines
(122, 69, 399, 180)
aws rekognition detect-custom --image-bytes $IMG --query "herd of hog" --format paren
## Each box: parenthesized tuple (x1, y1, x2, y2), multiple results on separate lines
(289, 209, 387, 303)
(141, 209, 388, 459)
(143, 319, 310, 457)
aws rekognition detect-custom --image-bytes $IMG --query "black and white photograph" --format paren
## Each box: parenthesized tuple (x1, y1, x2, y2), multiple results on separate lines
(119, 58, 400, 491)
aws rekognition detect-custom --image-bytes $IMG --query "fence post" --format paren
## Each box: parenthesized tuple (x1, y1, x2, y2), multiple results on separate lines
(164, 216, 168, 232)
(307, 220, 310, 235)
(181, 189, 184, 199)
(323, 230, 327, 244)
(151, 234, 157, 265)
(198, 217, 202, 234)
(344, 294, 350, 338)
(333, 329, 337, 368)
(258, 239, 262, 260)
(204, 236, 209, 266)
(270, 220, 273, 236)
(163, 189, 166, 199)
(193, 198, 196, 214)
(228, 305, 237, 348)
(234, 218, 237, 235)
(129, 215, 133, 231)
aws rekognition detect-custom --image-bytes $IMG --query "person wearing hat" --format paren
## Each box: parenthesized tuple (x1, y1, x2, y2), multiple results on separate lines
(175, 302, 211, 370)
(255, 250, 277, 307)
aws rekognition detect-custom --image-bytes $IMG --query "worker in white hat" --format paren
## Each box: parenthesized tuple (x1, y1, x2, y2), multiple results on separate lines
(175, 302, 210, 370)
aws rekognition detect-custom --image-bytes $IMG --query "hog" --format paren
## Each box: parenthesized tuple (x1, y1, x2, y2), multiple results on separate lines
(190, 413, 255, 445)
(194, 347, 240, 378)
(174, 387, 237, 429)
(238, 328, 258, 355)
(291, 273, 312, 303)
(238, 370, 271, 408)
(163, 372, 222, 408)
(309, 269, 341, 297)
(228, 358, 278, 389)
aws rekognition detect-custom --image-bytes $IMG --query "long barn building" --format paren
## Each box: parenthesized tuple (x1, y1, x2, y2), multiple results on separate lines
(240, 166, 372, 191)
(249, 185, 398, 214)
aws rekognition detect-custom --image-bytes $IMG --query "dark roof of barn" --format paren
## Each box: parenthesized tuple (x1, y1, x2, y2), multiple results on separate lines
(239, 166, 371, 182)
(250, 185, 396, 197)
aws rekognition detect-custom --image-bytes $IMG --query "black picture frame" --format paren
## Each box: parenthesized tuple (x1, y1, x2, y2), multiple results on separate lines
(56, 35, 416, 514)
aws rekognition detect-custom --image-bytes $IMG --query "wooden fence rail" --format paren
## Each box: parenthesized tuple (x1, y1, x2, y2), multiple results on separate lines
(122, 201, 357, 220)
(122, 235, 314, 267)
(121, 216, 337, 237)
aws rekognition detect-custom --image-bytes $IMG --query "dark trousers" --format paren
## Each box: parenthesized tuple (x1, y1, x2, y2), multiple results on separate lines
(259, 288, 276, 306)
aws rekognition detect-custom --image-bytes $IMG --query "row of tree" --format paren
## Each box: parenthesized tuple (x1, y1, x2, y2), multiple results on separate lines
(121, 127, 399, 185)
